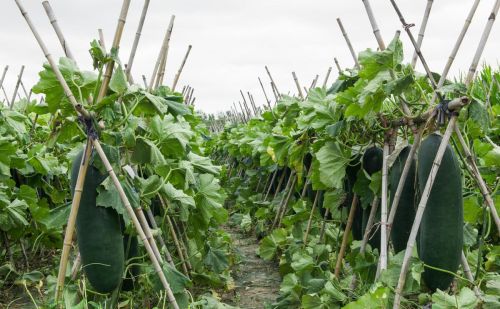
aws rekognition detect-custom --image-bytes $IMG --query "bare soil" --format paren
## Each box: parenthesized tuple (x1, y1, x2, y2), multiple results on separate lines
(222, 225, 281, 309)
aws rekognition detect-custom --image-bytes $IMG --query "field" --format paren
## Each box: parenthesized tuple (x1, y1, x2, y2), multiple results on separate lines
(0, 0, 499, 308)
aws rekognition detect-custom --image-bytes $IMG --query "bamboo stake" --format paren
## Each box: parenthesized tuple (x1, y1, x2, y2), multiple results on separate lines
(165, 214, 190, 275)
(270, 170, 296, 230)
(270, 81, 279, 103)
(258, 77, 272, 109)
(0, 66, 8, 105)
(245, 91, 257, 115)
(148, 15, 176, 89)
(277, 174, 298, 228)
(361, 0, 386, 50)
(93, 141, 179, 308)
(264, 169, 279, 200)
(393, 116, 459, 309)
(145, 208, 175, 266)
(303, 190, 321, 245)
(454, 125, 500, 235)
(336, 18, 360, 69)
(97, 0, 131, 102)
(461, 251, 483, 299)
(350, 197, 380, 289)
(387, 129, 423, 236)
(2, 86, 10, 106)
(272, 169, 288, 200)
(155, 15, 175, 88)
(334, 57, 342, 73)
(177, 220, 194, 271)
(380, 142, 389, 272)
(319, 207, 329, 243)
(125, 0, 151, 82)
(42, 1, 74, 59)
(240, 90, 252, 116)
(334, 195, 358, 278)
(135, 208, 163, 264)
(55, 139, 92, 301)
(171, 45, 192, 92)
(142, 75, 148, 88)
(10, 65, 24, 109)
(465, 0, 500, 85)
(292, 72, 304, 99)
(322, 67, 332, 88)
(265, 66, 280, 98)
(237, 101, 248, 121)
(411, 0, 434, 68)
(98, 29, 107, 51)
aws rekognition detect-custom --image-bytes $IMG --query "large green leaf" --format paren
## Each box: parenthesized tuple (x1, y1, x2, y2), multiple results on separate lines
(312, 141, 351, 190)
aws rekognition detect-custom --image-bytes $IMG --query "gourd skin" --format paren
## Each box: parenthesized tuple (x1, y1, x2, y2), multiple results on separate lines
(417, 133, 463, 291)
(71, 149, 124, 293)
(389, 146, 416, 253)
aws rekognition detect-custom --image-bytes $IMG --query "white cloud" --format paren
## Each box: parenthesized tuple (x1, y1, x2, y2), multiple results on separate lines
(0, 0, 498, 114)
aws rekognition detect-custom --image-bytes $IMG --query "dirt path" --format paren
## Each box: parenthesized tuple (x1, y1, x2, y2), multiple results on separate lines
(223, 225, 281, 309)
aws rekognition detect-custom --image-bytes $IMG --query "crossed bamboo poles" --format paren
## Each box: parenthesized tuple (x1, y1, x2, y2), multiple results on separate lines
(12, 0, 205, 307)
(218, 1, 499, 307)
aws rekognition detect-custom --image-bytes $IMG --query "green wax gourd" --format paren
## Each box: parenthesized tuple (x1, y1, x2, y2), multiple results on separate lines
(71, 149, 124, 293)
(417, 133, 463, 291)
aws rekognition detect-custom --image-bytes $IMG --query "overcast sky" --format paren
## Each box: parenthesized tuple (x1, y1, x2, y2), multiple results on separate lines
(0, 0, 498, 114)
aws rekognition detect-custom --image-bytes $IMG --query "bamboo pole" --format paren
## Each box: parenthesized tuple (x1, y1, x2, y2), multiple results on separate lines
(461, 251, 484, 299)
(171, 45, 192, 92)
(319, 207, 329, 243)
(411, 0, 434, 68)
(334, 195, 358, 278)
(0, 66, 8, 105)
(98, 29, 107, 51)
(2, 86, 10, 106)
(155, 15, 176, 88)
(135, 208, 164, 264)
(177, 220, 194, 271)
(380, 142, 389, 272)
(350, 197, 380, 289)
(454, 126, 500, 235)
(465, 0, 500, 85)
(264, 169, 279, 200)
(393, 116, 459, 309)
(42, 1, 74, 59)
(10, 65, 24, 109)
(19, 80, 29, 99)
(336, 18, 360, 69)
(165, 214, 190, 275)
(271, 170, 296, 230)
(258, 77, 272, 109)
(322, 67, 332, 88)
(125, 0, 151, 82)
(361, 0, 386, 50)
(148, 15, 176, 89)
(97, 0, 131, 102)
(93, 141, 179, 308)
(292, 72, 304, 99)
(386, 128, 423, 236)
(145, 208, 175, 266)
(55, 139, 92, 301)
(273, 169, 288, 200)
(270, 81, 279, 103)
(303, 190, 321, 245)
(240, 90, 252, 117)
(265, 66, 280, 98)
(276, 174, 298, 228)
(142, 75, 148, 88)
(334, 57, 342, 73)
